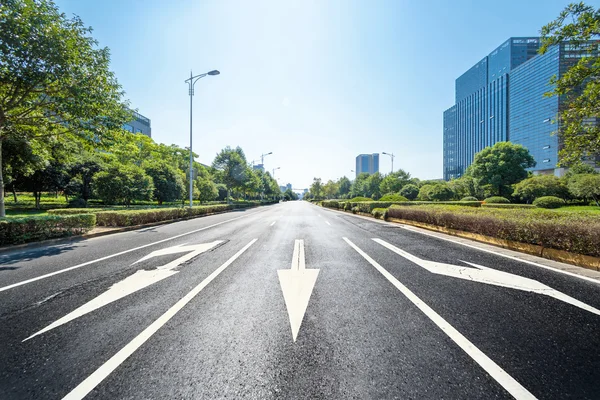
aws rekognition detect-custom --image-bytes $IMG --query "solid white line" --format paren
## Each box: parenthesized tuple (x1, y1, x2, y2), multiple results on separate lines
(342, 237, 537, 400)
(325, 220, 331, 226)
(270, 221, 276, 226)
(0, 212, 259, 293)
(61, 239, 258, 400)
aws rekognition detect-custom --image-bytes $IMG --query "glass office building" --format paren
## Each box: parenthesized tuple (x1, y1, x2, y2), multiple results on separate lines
(123, 110, 152, 138)
(355, 154, 379, 178)
(443, 38, 541, 180)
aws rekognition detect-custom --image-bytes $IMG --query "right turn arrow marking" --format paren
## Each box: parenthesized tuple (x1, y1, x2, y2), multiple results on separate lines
(278, 239, 320, 342)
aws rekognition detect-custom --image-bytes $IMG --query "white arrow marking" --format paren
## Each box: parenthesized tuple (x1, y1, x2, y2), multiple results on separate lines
(278, 239, 319, 342)
(24, 241, 222, 341)
(373, 238, 600, 316)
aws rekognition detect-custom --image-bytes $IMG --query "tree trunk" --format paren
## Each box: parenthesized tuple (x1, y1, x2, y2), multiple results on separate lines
(12, 187, 17, 203)
(0, 137, 4, 217)
(35, 191, 41, 209)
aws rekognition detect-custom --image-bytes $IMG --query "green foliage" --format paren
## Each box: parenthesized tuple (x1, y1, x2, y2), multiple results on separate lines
(68, 198, 88, 208)
(399, 184, 419, 200)
(0, 0, 133, 216)
(94, 205, 234, 227)
(379, 193, 408, 202)
(196, 178, 219, 203)
(568, 173, 600, 206)
(512, 175, 569, 203)
(481, 203, 535, 209)
(93, 164, 154, 205)
(468, 142, 536, 197)
(448, 176, 483, 200)
(461, 196, 479, 201)
(310, 177, 323, 199)
(212, 146, 249, 194)
(387, 205, 600, 257)
(533, 196, 566, 209)
(540, 3, 600, 166)
(144, 161, 185, 204)
(484, 196, 510, 204)
(283, 188, 299, 201)
(372, 208, 388, 220)
(338, 176, 352, 198)
(348, 197, 372, 202)
(0, 214, 96, 245)
(417, 183, 454, 201)
(322, 180, 339, 199)
(379, 169, 412, 195)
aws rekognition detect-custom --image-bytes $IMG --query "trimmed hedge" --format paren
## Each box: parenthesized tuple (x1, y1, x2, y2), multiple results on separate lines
(0, 214, 96, 245)
(461, 196, 479, 201)
(372, 208, 388, 220)
(387, 205, 600, 257)
(533, 196, 565, 209)
(321, 200, 482, 213)
(379, 194, 408, 202)
(484, 196, 510, 204)
(481, 203, 536, 209)
(348, 197, 373, 202)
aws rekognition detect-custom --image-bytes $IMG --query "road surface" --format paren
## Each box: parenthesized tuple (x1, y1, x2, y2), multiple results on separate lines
(1, 201, 599, 399)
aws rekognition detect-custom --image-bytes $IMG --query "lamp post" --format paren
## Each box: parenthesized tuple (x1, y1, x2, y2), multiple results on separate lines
(272, 167, 280, 178)
(382, 152, 395, 173)
(261, 152, 273, 167)
(185, 69, 220, 207)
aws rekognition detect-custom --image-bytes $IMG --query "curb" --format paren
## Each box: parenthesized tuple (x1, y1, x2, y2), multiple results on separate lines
(0, 207, 260, 255)
(320, 205, 600, 272)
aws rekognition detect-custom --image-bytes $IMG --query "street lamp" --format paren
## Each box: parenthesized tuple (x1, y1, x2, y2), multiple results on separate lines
(272, 167, 280, 178)
(185, 69, 220, 207)
(382, 152, 395, 173)
(261, 152, 273, 166)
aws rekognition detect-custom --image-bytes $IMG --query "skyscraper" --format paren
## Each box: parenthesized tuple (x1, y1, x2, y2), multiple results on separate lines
(355, 154, 379, 178)
(123, 110, 152, 138)
(443, 38, 597, 180)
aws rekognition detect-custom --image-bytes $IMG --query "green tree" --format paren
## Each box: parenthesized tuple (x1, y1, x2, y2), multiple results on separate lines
(400, 183, 419, 200)
(322, 180, 339, 199)
(0, 0, 132, 216)
(467, 142, 536, 197)
(212, 146, 248, 199)
(196, 177, 219, 203)
(337, 176, 352, 198)
(540, 3, 600, 166)
(568, 174, 600, 205)
(350, 173, 369, 198)
(448, 176, 483, 200)
(513, 175, 569, 203)
(418, 183, 454, 201)
(379, 169, 412, 195)
(310, 177, 323, 199)
(144, 161, 185, 204)
(283, 188, 299, 201)
(365, 172, 383, 199)
(66, 152, 105, 202)
(93, 164, 154, 206)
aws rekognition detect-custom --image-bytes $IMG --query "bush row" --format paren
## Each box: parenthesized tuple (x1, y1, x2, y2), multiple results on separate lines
(0, 214, 96, 246)
(321, 200, 482, 212)
(386, 206, 600, 257)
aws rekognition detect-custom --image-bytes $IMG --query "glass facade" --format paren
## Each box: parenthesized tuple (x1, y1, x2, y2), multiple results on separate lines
(442, 37, 593, 180)
(509, 46, 560, 172)
(355, 154, 379, 178)
(123, 110, 152, 137)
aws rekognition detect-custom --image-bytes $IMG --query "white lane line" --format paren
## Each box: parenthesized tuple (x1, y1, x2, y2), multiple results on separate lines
(0, 212, 259, 293)
(325, 220, 331, 226)
(398, 225, 600, 285)
(270, 221, 276, 226)
(62, 238, 257, 400)
(342, 237, 537, 400)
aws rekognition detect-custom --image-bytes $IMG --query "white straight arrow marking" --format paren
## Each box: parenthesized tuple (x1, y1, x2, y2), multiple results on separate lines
(278, 239, 319, 342)
(373, 238, 600, 316)
(24, 241, 222, 341)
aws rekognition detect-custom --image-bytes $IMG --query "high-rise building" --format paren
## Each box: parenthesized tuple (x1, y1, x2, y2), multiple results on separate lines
(123, 110, 152, 137)
(355, 153, 379, 178)
(443, 38, 597, 180)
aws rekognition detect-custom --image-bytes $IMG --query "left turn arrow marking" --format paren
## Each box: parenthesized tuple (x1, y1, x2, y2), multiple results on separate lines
(23, 240, 222, 341)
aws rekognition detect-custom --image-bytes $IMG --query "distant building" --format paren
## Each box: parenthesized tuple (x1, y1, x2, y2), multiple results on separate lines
(253, 163, 265, 172)
(279, 186, 287, 193)
(286, 183, 292, 191)
(355, 154, 379, 178)
(443, 37, 599, 180)
(124, 110, 151, 138)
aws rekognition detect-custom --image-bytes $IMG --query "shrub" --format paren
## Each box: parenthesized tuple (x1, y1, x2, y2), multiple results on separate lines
(484, 196, 510, 204)
(400, 184, 420, 200)
(372, 208, 388, 220)
(93, 164, 154, 205)
(533, 196, 566, 209)
(68, 198, 88, 208)
(513, 175, 569, 203)
(461, 196, 479, 201)
(379, 194, 408, 202)
(386, 205, 600, 257)
(481, 203, 536, 209)
(349, 197, 372, 202)
(0, 214, 96, 245)
(95, 205, 233, 227)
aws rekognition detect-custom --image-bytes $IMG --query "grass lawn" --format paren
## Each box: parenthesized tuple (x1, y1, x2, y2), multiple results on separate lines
(2, 210, 48, 219)
(552, 205, 600, 213)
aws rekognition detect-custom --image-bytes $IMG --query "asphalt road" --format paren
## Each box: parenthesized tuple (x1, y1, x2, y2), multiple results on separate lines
(1, 201, 600, 399)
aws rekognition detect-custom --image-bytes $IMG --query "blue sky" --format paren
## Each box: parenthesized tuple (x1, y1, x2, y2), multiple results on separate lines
(55, 0, 572, 189)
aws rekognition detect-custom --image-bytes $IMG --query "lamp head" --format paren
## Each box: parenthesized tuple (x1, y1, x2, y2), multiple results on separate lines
(208, 70, 220, 76)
